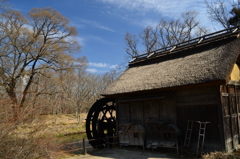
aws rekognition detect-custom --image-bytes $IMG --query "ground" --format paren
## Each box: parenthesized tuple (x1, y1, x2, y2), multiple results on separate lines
(49, 114, 240, 159)
(64, 148, 240, 159)
(66, 148, 175, 159)
(20, 114, 240, 159)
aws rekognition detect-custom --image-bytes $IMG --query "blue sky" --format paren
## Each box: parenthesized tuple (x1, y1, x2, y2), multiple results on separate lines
(8, 0, 230, 73)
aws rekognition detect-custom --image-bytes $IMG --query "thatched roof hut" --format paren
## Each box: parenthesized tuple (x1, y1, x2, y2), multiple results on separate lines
(101, 26, 240, 153)
(103, 34, 240, 96)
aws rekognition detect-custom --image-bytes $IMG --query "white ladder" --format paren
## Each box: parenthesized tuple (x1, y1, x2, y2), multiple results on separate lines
(184, 120, 194, 147)
(196, 121, 210, 157)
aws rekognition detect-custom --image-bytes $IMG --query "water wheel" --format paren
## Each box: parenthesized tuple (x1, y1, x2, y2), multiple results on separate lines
(86, 98, 116, 148)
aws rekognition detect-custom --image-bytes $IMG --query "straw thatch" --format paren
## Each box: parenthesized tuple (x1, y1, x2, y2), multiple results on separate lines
(103, 37, 240, 96)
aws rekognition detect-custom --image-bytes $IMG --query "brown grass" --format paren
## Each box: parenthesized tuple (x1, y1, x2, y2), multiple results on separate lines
(202, 150, 240, 159)
(0, 111, 87, 159)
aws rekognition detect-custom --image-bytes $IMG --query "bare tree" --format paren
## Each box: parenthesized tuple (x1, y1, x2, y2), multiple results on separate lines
(0, 0, 10, 10)
(139, 26, 158, 53)
(125, 11, 208, 58)
(125, 32, 139, 58)
(205, 0, 239, 29)
(18, 54, 118, 118)
(0, 8, 80, 120)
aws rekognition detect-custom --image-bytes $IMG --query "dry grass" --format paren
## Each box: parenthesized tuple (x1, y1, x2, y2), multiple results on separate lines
(11, 113, 86, 137)
(202, 150, 240, 159)
(34, 114, 87, 137)
(0, 112, 87, 159)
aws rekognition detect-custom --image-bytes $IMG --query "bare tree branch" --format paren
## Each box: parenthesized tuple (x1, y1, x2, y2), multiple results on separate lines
(125, 11, 208, 58)
(205, 0, 234, 29)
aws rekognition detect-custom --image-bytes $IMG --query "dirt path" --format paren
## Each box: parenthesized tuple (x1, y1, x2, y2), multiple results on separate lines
(66, 149, 178, 159)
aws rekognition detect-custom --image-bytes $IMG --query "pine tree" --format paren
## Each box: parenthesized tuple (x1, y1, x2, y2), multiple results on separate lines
(228, 7, 240, 26)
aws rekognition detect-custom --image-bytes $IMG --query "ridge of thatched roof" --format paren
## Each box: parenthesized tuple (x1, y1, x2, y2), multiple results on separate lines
(102, 28, 240, 96)
(129, 26, 240, 66)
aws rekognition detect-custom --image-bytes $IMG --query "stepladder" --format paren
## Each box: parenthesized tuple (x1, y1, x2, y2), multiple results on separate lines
(196, 121, 210, 157)
(184, 120, 195, 148)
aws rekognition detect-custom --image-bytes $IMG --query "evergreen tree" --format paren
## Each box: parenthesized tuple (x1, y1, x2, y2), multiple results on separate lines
(228, 7, 240, 26)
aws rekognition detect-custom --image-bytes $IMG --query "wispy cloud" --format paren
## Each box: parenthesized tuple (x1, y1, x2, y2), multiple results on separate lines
(133, 19, 160, 28)
(78, 35, 117, 47)
(89, 62, 108, 68)
(110, 65, 118, 69)
(98, 0, 212, 30)
(86, 68, 98, 73)
(76, 37, 85, 46)
(86, 63, 118, 74)
(99, 0, 204, 17)
(70, 20, 85, 29)
(88, 36, 108, 43)
(89, 62, 118, 69)
(78, 18, 115, 32)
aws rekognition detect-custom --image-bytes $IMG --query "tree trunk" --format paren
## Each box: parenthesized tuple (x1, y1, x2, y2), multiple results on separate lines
(8, 91, 19, 121)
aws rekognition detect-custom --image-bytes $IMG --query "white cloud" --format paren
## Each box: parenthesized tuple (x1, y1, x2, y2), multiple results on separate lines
(86, 62, 119, 74)
(89, 62, 118, 69)
(86, 68, 98, 73)
(109, 65, 118, 69)
(89, 62, 108, 68)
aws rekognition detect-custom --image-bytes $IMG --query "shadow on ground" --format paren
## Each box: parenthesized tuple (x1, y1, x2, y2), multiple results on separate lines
(66, 148, 180, 159)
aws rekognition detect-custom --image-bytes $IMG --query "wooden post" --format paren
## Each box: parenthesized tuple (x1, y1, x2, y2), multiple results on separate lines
(82, 138, 87, 155)
(107, 136, 110, 149)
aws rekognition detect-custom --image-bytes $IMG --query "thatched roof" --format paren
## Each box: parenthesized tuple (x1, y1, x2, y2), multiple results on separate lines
(103, 29, 240, 96)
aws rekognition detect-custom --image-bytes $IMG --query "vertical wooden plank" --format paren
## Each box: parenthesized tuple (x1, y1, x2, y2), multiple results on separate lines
(218, 85, 225, 151)
(158, 97, 176, 123)
(220, 88, 234, 152)
(238, 89, 240, 145)
(129, 103, 131, 123)
(233, 86, 239, 148)
(130, 102, 143, 125)
(116, 100, 119, 136)
(235, 86, 240, 146)
(227, 85, 236, 149)
(117, 102, 130, 125)
(228, 85, 239, 149)
(144, 101, 158, 122)
(142, 102, 145, 126)
(82, 138, 87, 155)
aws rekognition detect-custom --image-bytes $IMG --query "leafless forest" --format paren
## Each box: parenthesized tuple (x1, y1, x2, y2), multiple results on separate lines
(0, 5, 118, 158)
(0, 0, 239, 158)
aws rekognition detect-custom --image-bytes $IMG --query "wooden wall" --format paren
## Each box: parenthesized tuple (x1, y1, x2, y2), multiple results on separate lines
(116, 85, 223, 152)
(117, 95, 177, 128)
(176, 85, 222, 152)
(221, 85, 240, 152)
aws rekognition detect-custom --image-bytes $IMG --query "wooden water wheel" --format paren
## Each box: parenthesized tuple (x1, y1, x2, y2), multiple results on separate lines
(85, 98, 116, 148)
